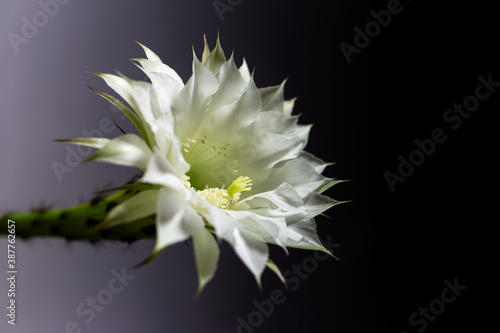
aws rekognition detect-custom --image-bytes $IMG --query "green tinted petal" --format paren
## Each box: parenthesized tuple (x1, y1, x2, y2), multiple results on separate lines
(54, 137, 110, 149)
(86, 134, 152, 169)
(204, 33, 226, 74)
(98, 189, 159, 229)
(193, 227, 220, 297)
(89, 87, 151, 148)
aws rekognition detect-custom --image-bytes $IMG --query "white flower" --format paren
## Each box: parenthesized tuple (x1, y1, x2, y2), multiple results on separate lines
(68, 36, 345, 294)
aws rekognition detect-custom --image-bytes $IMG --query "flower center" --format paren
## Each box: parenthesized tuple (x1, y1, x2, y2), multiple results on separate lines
(183, 175, 252, 209)
(181, 134, 240, 190)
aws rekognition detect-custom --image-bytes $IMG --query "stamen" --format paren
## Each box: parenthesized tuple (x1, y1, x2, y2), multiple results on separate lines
(196, 188, 231, 209)
(188, 176, 253, 209)
(227, 176, 252, 196)
(182, 175, 192, 189)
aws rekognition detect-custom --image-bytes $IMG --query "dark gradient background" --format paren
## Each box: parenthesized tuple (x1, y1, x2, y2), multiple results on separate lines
(1, 0, 496, 332)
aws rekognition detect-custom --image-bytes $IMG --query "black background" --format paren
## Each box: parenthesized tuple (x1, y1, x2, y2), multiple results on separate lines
(293, 0, 496, 332)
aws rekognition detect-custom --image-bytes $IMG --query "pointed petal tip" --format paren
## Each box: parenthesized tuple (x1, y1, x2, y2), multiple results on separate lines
(202, 35, 210, 65)
(133, 246, 165, 269)
(193, 279, 209, 299)
(216, 30, 221, 45)
(129, 57, 144, 62)
(317, 247, 340, 261)
(88, 71, 104, 77)
(255, 275, 263, 291)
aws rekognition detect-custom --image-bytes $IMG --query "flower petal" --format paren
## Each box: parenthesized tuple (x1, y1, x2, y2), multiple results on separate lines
(99, 189, 159, 228)
(241, 183, 308, 223)
(286, 218, 332, 255)
(141, 151, 187, 192)
(92, 73, 155, 123)
(200, 204, 268, 286)
(283, 97, 296, 116)
(204, 76, 262, 143)
(227, 210, 289, 254)
(135, 41, 162, 62)
(172, 54, 219, 138)
(231, 226, 268, 287)
(204, 34, 226, 75)
(266, 259, 286, 285)
(303, 191, 348, 217)
(239, 58, 252, 85)
(252, 159, 328, 198)
(92, 73, 158, 147)
(134, 41, 184, 87)
(297, 151, 334, 174)
(209, 54, 247, 113)
(192, 227, 220, 296)
(154, 187, 204, 250)
(259, 80, 286, 112)
(89, 87, 151, 147)
(86, 134, 152, 169)
(54, 137, 110, 149)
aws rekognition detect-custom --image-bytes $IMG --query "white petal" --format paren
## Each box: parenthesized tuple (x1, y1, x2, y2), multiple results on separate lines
(89, 87, 151, 147)
(231, 226, 268, 286)
(240, 183, 308, 222)
(150, 115, 190, 177)
(100, 189, 159, 228)
(259, 80, 286, 112)
(303, 191, 346, 217)
(87, 134, 152, 169)
(154, 188, 204, 250)
(94, 73, 158, 147)
(172, 55, 219, 138)
(283, 97, 296, 115)
(200, 204, 268, 285)
(203, 35, 226, 75)
(209, 54, 247, 112)
(204, 77, 262, 142)
(252, 159, 327, 198)
(297, 151, 333, 174)
(134, 61, 183, 120)
(240, 133, 305, 185)
(192, 227, 220, 296)
(136, 41, 163, 62)
(135, 41, 184, 87)
(134, 57, 184, 88)
(239, 58, 252, 84)
(226, 210, 289, 254)
(141, 151, 187, 193)
(286, 218, 331, 254)
(93, 73, 155, 124)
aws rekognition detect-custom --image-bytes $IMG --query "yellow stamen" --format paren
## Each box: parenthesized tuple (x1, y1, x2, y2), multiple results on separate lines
(196, 188, 231, 209)
(227, 176, 252, 196)
(182, 175, 192, 189)
(189, 176, 253, 209)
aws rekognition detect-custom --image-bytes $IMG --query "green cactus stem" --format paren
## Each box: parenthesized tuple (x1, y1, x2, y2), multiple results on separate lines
(0, 190, 156, 243)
